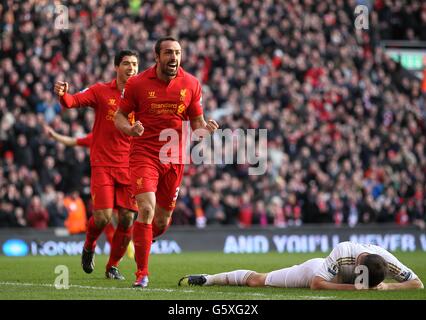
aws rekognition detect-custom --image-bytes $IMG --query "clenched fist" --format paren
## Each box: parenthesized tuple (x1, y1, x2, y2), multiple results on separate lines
(130, 121, 144, 136)
(54, 81, 69, 97)
(206, 119, 219, 134)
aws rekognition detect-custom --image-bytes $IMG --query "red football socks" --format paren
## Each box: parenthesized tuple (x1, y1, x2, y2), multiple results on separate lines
(133, 221, 152, 276)
(103, 222, 115, 246)
(84, 216, 104, 251)
(106, 224, 133, 270)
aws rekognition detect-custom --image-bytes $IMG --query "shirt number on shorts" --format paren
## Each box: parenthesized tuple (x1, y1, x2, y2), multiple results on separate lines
(173, 187, 180, 201)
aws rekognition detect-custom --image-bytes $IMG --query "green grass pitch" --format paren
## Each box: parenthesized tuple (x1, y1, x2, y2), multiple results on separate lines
(0, 252, 425, 300)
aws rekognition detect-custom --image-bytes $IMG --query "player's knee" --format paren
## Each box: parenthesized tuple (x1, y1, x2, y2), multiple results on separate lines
(246, 273, 266, 287)
(155, 217, 170, 231)
(138, 204, 155, 220)
(93, 212, 111, 228)
(118, 211, 134, 229)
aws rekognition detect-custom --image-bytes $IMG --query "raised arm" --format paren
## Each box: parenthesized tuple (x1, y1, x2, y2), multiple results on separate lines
(54, 81, 97, 109)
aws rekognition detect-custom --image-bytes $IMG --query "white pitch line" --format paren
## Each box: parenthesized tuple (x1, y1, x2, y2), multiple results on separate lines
(0, 281, 196, 293)
(0, 281, 336, 300)
(298, 295, 337, 300)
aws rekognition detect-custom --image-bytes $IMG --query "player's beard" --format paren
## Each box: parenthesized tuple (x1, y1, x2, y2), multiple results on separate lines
(162, 61, 179, 77)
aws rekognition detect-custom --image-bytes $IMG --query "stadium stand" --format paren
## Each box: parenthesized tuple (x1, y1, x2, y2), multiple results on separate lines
(0, 0, 425, 231)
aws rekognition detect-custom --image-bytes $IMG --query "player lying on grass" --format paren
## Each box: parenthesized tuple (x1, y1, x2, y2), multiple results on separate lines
(179, 241, 424, 290)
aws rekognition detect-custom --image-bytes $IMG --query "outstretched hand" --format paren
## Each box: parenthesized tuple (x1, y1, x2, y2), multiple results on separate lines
(375, 282, 389, 290)
(43, 124, 54, 137)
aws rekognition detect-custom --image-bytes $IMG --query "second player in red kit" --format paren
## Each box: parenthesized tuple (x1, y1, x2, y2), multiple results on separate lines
(54, 50, 139, 280)
(115, 37, 219, 287)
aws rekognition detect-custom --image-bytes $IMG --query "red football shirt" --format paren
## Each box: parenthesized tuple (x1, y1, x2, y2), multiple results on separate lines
(119, 65, 203, 162)
(76, 132, 93, 148)
(60, 80, 132, 167)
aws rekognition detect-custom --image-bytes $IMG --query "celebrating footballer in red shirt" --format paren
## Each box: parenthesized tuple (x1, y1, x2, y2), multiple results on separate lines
(54, 50, 139, 280)
(115, 37, 219, 288)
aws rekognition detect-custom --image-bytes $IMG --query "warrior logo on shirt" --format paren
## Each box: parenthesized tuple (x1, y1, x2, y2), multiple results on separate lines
(148, 91, 156, 99)
(108, 98, 116, 105)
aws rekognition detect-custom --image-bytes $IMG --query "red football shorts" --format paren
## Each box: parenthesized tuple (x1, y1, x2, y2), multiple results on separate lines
(130, 156, 184, 211)
(91, 166, 138, 212)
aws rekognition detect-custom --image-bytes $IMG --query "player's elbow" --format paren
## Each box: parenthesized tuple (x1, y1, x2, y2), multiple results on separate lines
(59, 101, 72, 109)
(310, 277, 325, 290)
(65, 141, 77, 147)
(413, 278, 424, 289)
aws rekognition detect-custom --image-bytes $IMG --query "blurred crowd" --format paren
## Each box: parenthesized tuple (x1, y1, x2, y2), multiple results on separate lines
(375, 0, 426, 40)
(0, 0, 425, 232)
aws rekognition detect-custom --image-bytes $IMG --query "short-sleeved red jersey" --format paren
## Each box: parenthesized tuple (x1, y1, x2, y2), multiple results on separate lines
(119, 65, 203, 162)
(76, 133, 93, 148)
(60, 80, 132, 167)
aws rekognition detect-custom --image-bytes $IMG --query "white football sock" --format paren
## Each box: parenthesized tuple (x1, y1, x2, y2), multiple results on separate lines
(205, 270, 254, 286)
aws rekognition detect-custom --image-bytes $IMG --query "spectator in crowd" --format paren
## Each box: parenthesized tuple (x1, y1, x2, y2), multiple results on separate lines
(12, 134, 34, 169)
(26, 195, 49, 229)
(269, 196, 286, 228)
(36, 91, 61, 124)
(205, 193, 226, 225)
(252, 200, 270, 226)
(63, 190, 87, 234)
(239, 192, 254, 228)
(47, 191, 69, 228)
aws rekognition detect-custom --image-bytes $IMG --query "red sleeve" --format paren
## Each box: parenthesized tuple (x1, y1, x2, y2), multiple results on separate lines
(118, 77, 137, 114)
(187, 80, 203, 119)
(76, 133, 93, 148)
(60, 85, 98, 109)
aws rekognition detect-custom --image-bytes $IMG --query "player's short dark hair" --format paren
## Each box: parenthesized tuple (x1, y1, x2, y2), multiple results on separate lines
(114, 50, 138, 66)
(363, 254, 388, 288)
(154, 36, 179, 55)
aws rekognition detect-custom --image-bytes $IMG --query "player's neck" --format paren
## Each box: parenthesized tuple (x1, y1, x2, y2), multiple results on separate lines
(116, 77, 125, 92)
